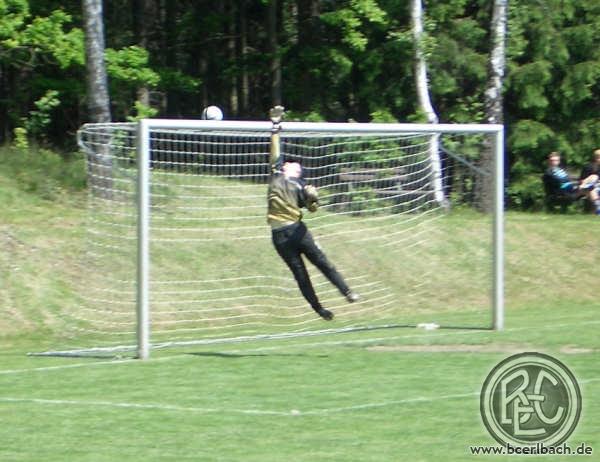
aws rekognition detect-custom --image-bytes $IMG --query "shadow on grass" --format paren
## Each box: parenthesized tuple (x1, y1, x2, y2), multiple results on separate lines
(186, 351, 329, 359)
(332, 323, 493, 333)
(26, 324, 493, 360)
(438, 325, 493, 331)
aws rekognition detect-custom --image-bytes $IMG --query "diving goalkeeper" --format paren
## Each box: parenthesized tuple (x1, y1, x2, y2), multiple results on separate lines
(267, 106, 358, 320)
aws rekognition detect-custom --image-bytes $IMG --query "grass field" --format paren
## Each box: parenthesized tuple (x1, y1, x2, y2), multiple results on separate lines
(1, 158, 599, 461)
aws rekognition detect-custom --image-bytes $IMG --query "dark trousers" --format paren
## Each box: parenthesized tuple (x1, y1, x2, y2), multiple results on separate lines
(272, 222, 350, 310)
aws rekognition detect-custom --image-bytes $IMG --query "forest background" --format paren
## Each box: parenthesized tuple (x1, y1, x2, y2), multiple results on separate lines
(1, 0, 599, 209)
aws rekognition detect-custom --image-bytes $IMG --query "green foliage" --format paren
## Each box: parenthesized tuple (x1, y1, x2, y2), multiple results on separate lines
(24, 89, 61, 137)
(104, 46, 161, 121)
(1, 0, 599, 211)
(0, 3, 83, 149)
(157, 68, 201, 93)
(508, 119, 556, 158)
(321, 0, 387, 52)
(446, 95, 485, 123)
(507, 173, 546, 211)
(126, 100, 158, 122)
(0, 0, 29, 43)
(284, 110, 325, 122)
(12, 127, 28, 150)
(1, 6, 83, 67)
(0, 145, 86, 200)
(509, 61, 552, 113)
(325, 48, 353, 81)
(560, 61, 600, 105)
(11, 90, 61, 149)
(20, 10, 83, 67)
(106, 46, 160, 87)
(505, 0, 600, 208)
(370, 108, 397, 123)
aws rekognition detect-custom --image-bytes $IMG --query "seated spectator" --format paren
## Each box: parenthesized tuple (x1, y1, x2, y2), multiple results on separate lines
(580, 149, 600, 184)
(579, 149, 600, 214)
(543, 152, 579, 195)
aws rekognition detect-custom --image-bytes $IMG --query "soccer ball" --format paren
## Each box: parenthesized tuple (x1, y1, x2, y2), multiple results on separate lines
(201, 105, 223, 121)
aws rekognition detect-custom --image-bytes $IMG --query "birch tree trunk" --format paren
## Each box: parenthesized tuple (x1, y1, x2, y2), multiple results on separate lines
(478, 0, 507, 212)
(485, 0, 507, 126)
(411, 0, 444, 205)
(82, 0, 111, 123)
(82, 0, 112, 198)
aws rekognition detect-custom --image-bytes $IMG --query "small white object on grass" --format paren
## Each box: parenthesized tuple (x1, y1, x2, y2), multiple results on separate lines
(417, 322, 440, 331)
(290, 409, 301, 415)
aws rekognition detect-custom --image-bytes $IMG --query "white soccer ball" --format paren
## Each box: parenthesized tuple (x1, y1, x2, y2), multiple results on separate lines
(201, 105, 223, 121)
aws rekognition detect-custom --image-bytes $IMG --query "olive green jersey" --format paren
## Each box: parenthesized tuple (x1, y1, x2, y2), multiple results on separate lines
(267, 130, 318, 228)
(267, 173, 306, 229)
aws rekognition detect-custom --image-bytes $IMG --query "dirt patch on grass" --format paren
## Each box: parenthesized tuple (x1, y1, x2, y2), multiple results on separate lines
(559, 345, 595, 354)
(367, 344, 597, 354)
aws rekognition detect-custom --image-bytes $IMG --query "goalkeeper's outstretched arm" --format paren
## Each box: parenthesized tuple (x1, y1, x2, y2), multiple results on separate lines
(269, 105, 285, 172)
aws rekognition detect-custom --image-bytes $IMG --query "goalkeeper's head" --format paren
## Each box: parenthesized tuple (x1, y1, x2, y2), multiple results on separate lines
(283, 161, 303, 179)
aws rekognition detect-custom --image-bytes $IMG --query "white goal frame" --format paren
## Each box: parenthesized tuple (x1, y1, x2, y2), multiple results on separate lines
(135, 119, 504, 359)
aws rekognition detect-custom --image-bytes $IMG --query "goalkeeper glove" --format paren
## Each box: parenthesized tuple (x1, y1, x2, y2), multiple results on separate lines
(304, 184, 319, 212)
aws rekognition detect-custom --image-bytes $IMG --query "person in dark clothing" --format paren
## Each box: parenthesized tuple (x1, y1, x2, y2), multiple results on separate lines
(544, 151, 600, 214)
(544, 152, 579, 194)
(579, 149, 600, 181)
(579, 149, 600, 214)
(267, 107, 358, 320)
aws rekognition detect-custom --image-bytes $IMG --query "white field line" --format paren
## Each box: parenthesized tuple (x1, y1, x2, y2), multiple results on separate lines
(1, 378, 599, 417)
(0, 354, 182, 375)
(1, 316, 599, 376)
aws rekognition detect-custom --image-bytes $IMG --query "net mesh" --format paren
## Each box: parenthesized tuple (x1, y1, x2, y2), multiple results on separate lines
(46, 122, 494, 355)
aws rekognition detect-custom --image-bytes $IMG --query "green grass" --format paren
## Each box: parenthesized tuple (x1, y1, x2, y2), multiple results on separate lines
(0, 308, 598, 462)
(1, 154, 599, 461)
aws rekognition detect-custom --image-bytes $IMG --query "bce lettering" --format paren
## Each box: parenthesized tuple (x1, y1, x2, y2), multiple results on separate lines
(499, 368, 564, 437)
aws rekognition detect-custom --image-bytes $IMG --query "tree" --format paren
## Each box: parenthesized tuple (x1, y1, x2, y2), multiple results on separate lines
(133, 0, 154, 109)
(82, 0, 111, 122)
(268, 0, 282, 106)
(411, 0, 438, 126)
(0, 1, 84, 144)
(505, 0, 600, 209)
(486, 0, 507, 126)
(477, 0, 507, 212)
(411, 0, 444, 205)
(82, 0, 111, 198)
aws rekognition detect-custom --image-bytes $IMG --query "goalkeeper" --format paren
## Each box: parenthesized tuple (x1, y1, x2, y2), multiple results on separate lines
(267, 107, 358, 320)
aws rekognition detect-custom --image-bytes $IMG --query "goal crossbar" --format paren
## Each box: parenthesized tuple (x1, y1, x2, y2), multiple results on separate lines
(138, 118, 503, 134)
(133, 119, 504, 360)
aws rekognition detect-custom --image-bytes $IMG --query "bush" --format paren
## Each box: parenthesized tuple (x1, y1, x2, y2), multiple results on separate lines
(507, 173, 546, 211)
(0, 145, 86, 200)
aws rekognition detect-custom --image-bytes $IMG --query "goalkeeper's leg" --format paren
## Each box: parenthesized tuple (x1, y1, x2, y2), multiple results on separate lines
(272, 226, 333, 320)
(299, 228, 359, 302)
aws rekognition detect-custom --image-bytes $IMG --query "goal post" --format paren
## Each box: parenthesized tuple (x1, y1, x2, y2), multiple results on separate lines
(133, 119, 504, 359)
(137, 119, 151, 360)
(49, 118, 504, 359)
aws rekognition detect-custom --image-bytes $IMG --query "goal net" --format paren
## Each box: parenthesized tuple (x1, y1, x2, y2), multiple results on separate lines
(47, 119, 503, 358)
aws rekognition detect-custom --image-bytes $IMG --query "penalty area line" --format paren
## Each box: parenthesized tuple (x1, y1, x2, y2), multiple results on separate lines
(0, 354, 187, 376)
(0, 391, 493, 417)
(1, 378, 598, 417)
(0, 396, 289, 416)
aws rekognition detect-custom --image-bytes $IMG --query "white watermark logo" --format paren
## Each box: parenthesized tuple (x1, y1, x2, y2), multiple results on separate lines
(480, 352, 582, 447)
